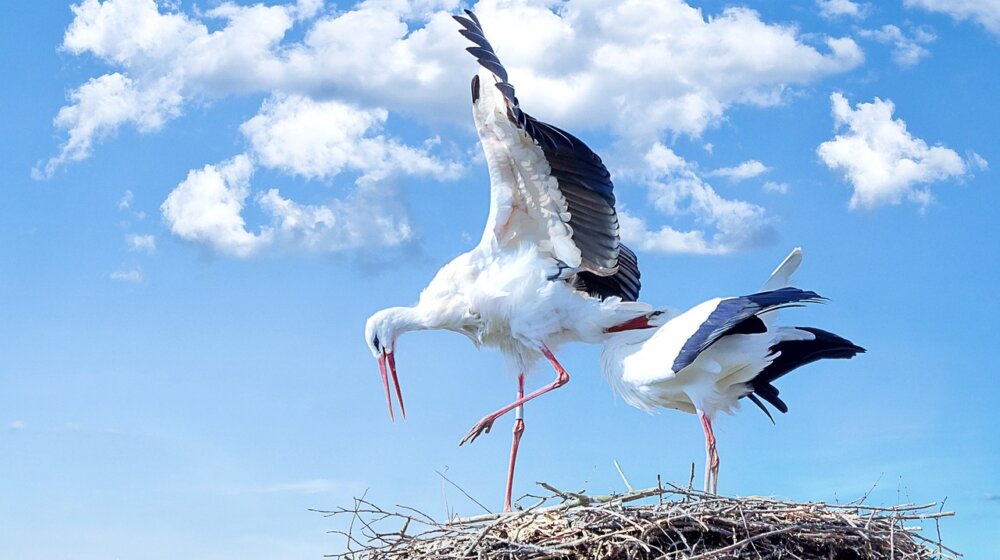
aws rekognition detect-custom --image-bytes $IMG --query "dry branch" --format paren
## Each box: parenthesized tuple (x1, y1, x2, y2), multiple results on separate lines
(313, 483, 957, 559)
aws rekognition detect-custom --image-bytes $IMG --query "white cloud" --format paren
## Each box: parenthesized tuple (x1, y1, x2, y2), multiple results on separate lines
(619, 144, 773, 255)
(484, 1, 864, 141)
(161, 155, 267, 257)
(294, 0, 324, 21)
(161, 154, 414, 257)
(240, 95, 461, 182)
(707, 160, 770, 181)
(43, 0, 864, 174)
(126, 233, 156, 253)
(817, 92, 973, 210)
(763, 181, 789, 194)
(35, 72, 182, 178)
(904, 0, 1000, 37)
(117, 189, 146, 220)
(9, 420, 26, 431)
(859, 25, 935, 67)
(118, 189, 134, 210)
(970, 152, 989, 171)
(47, 0, 869, 257)
(818, 0, 868, 19)
(158, 92, 450, 257)
(110, 265, 143, 283)
(255, 184, 414, 253)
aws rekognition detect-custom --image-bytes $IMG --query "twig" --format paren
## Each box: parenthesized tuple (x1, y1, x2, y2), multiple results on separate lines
(435, 469, 492, 515)
(318, 481, 956, 559)
(615, 459, 635, 492)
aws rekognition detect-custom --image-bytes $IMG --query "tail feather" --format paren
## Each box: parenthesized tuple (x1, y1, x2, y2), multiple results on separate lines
(762, 247, 803, 291)
(748, 327, 865, 417)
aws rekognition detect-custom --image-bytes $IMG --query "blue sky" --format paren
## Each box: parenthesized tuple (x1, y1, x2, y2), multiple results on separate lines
(1, 0, 997, 557)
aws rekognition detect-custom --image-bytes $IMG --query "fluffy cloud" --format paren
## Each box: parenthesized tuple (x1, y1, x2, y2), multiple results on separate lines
(240, 95, 461, 182)
(904, 0, 1000, 37)
(256, 184, 414, 253)
(47, 0, 868, 257)
(158, 92, 452, 257)
(475, 0, 863, 141)
(817, 92, 976, 210)
(161, 155, 266, 257)
(859, 25, 935, 67)
(707, 160, 770, 181)
(619, 144, 774, 255)
(160, 154, 415, 257)
(818, 0, 868, 19)
(34, 73, 182, 178)
(44, 0, 863, 174)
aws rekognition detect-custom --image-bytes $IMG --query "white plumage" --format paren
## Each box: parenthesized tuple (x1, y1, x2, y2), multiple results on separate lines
(601, 248, 864, 494)
(364, 10, 647, 512)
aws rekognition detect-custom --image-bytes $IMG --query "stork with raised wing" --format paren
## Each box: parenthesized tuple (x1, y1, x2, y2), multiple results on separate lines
(364, 10, 652, 512)
(601, 248, 865, 494)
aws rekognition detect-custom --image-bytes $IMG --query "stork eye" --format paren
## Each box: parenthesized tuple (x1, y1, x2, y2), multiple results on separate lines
(372, 334, 380, 350)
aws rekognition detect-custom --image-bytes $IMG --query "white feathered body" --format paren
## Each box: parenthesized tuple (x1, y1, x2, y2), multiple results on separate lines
(602, 307, 815, 417)
(600, 248, 816, 418)
(417, 243, 648, 375)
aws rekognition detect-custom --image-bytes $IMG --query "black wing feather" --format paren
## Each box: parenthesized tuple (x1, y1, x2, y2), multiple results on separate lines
(746, 327, 865, 416)
(672, 288, 826, 373)
(573, 244, 642, 302)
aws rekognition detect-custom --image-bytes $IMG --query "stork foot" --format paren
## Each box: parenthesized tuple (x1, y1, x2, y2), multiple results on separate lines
(459, 414, 499, 446)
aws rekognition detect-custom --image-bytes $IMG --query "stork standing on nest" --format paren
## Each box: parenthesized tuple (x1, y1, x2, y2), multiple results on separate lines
(601, 249, 865, 494)
(364, 10, 653, 512)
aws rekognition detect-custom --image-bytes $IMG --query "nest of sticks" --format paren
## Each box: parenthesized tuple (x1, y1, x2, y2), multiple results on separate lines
(315, 479, 957, 560)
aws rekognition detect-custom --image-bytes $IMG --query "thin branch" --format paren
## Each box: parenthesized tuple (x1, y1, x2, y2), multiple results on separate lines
(435, 469, 492, 515)
(614, 459, 635, 492)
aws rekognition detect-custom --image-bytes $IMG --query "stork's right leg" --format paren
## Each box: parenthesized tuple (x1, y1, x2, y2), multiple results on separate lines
(503, 373, 526, 513)
(698, 410, 720, 494)
(459, 345, 570, 445)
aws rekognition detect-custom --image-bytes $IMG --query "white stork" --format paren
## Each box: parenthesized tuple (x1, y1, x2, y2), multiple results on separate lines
(364, 10, 653, 512)
(601, 248, 865, 494)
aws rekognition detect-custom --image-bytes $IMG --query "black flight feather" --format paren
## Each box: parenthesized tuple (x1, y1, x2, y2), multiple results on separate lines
(744, 327, 866, 417)
(672, 288, 825, 373)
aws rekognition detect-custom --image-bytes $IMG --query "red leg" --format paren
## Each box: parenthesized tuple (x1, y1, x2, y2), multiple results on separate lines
(698, 410, 720, 494)
(503, 374, 526, 513)
(460, 345, 569, 446)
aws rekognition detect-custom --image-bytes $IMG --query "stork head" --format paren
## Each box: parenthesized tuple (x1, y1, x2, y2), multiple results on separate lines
(364, 307, 409, 421)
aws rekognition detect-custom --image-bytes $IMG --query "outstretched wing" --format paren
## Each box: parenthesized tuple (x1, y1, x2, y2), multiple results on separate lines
(454, 10, 624, 279)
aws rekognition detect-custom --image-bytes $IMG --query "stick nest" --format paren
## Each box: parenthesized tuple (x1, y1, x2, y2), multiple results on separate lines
(316, 483, 957, 559)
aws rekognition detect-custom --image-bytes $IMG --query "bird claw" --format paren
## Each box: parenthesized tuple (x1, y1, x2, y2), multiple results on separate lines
(459, 416, 496, 446)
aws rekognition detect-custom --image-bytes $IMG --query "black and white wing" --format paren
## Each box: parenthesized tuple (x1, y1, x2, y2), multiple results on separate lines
(454, 10, 639, 300)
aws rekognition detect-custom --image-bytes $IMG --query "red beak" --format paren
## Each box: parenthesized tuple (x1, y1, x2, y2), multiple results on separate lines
(378, 349, 406, 421)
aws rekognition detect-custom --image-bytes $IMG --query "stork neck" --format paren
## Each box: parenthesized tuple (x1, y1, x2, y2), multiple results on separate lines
(383, 305, 438, 335)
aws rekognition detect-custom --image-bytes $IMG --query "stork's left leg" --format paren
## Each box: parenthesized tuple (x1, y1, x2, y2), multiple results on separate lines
(698, 410, 720, 494)
(460, 345, 570, 446)
(503, 373, 526, 513)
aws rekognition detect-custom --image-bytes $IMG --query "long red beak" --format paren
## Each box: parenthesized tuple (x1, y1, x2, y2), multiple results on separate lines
(378, 349, 406, 421)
